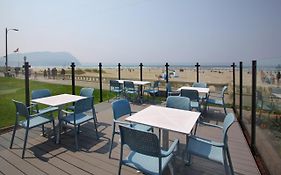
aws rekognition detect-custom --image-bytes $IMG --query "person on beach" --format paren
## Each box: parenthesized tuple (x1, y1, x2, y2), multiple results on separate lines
(277, 71, 281, 86)
(61, 68, 65, 80)
(43, 69, 47, 78)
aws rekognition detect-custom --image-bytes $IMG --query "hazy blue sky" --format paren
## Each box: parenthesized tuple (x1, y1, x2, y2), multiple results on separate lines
(1, 0, 281, 65)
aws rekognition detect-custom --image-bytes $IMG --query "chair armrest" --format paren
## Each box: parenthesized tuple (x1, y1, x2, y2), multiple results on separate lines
(61, 109, 74, 115)
(189, 135, 224, 147)
(198, 120, 223, 130)
(113, 120, 131, 126)
(27, 103, 37, 109)
(161, 139, 179, 157)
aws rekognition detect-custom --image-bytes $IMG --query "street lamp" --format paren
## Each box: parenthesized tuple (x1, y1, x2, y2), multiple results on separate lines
(5, 27, 19, 76)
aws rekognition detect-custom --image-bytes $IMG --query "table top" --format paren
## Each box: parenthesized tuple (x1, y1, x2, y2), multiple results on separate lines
(272, 93, 281, 99)
(31, 94, 86, 107)
(177, 86, 210, 94)
(126, 105, 200, 135)
(116, 79, 151, 85)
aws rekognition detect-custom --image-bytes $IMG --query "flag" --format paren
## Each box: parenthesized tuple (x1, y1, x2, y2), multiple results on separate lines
(14, 48, 19, 53)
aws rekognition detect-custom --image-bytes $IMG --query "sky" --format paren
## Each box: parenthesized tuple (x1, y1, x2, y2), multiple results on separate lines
(1, 0, 281, 65)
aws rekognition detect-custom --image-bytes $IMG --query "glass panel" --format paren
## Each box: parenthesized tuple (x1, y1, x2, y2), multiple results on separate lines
(200, 64, 233, 107)
(256, 58, 281, 175)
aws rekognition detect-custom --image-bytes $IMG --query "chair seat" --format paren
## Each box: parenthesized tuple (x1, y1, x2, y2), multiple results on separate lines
(38, 106, 58, 114)
(144, 89, 158, 94)
(112, 88, 123, 93)
(126, 90, 138, 94)
(19, 116, 53, 128)
(62, 113, 93, 125)
(190, 101, 199, 107)
(187, 136, 224, 164)
(207, 98, 223, 105)
(123, 151, 173, 175)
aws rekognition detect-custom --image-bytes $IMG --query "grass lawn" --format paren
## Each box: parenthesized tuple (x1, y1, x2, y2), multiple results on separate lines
(0, 77, 115, 129)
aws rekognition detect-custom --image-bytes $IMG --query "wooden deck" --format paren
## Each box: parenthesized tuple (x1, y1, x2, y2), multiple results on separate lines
(0, 101, 261, 175)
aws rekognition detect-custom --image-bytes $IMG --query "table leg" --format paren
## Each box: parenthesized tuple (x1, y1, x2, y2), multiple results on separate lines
(56, 107, 62, 144)
(162, 129, 169, 150)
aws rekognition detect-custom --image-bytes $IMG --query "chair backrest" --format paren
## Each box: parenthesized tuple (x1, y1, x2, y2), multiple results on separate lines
(152, 81, 160, 89)
(110, 80, 121, 90)
(79, 87, 94, 97)
(180, 89, 199, 102)
(166, 96, 191, 111)
(124, 81, 135, 89)
(119, 125, 160, 157)
(192, 82, 207, 88)
(112, 99, 132, 120)
(220, 86, 228, 98)
(222, 113, 235, 144)
(31, 89, 51, 99)
(12, 100, 30, 119)
(74, 97, 93, 114)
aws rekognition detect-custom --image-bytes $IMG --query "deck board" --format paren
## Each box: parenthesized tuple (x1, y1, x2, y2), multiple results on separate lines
(0, 101, 261, 175)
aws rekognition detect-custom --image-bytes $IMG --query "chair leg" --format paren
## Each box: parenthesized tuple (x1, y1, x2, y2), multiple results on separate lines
(10, 124, 17, 149)
(226, 147, 234, 175)
(74, 125, 79, 150)
(22, 128, 29, 159)
(118, 162, 122, 175)
(168, 162, 174, 175)
(109, 124, 116, 158)
(52, 120, 56, 142)
(93, 118, 99, 139)
(77, 125, 80, 134)
(41, 124, 45, 136)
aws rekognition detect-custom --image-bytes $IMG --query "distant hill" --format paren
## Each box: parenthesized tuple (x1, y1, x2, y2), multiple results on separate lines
(1, 51, 81, 67)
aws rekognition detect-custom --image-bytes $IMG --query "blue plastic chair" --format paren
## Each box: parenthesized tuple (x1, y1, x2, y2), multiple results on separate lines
(180, 89, 200, 111)
(31, 89, 58, 114)
(166, 96, 191, 111)
(59, 97, 99, 150)
(67, 87, 94, 111)
(256, 90, 273, 120)
(118, 125, 179, 175)
(166, 82, 180, 97)
(192, 82, 207, 88)
(206, 86, 228, 114)
(166, 96, 198, 139)
(31, 89, 58, 135)
(144, 81, 160, 102)
(123, 81, 139, 102)
(109, 99, 152, 158)
(192, 82, 208, 101)
(10, 100, 56, 158)
(186, 113, 235, 175)
(109, 80, 123, 101)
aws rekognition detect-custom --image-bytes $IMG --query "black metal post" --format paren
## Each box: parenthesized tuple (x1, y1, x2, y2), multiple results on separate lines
(5, 28, 7, 75)
(165, 62, 169, 97)
(99, 62, 103, 102)
(251, 60, 257, 153)
(118, 63, 121, 80)
(195, 62, 200, 82)
(71, 62, 75, 95)
(165, 62, 169, 83)
(139, 63, 143, 97)
(239, 61, 243, 122)
(231, 62, 236, 111)
(23, 61, 30, 108)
